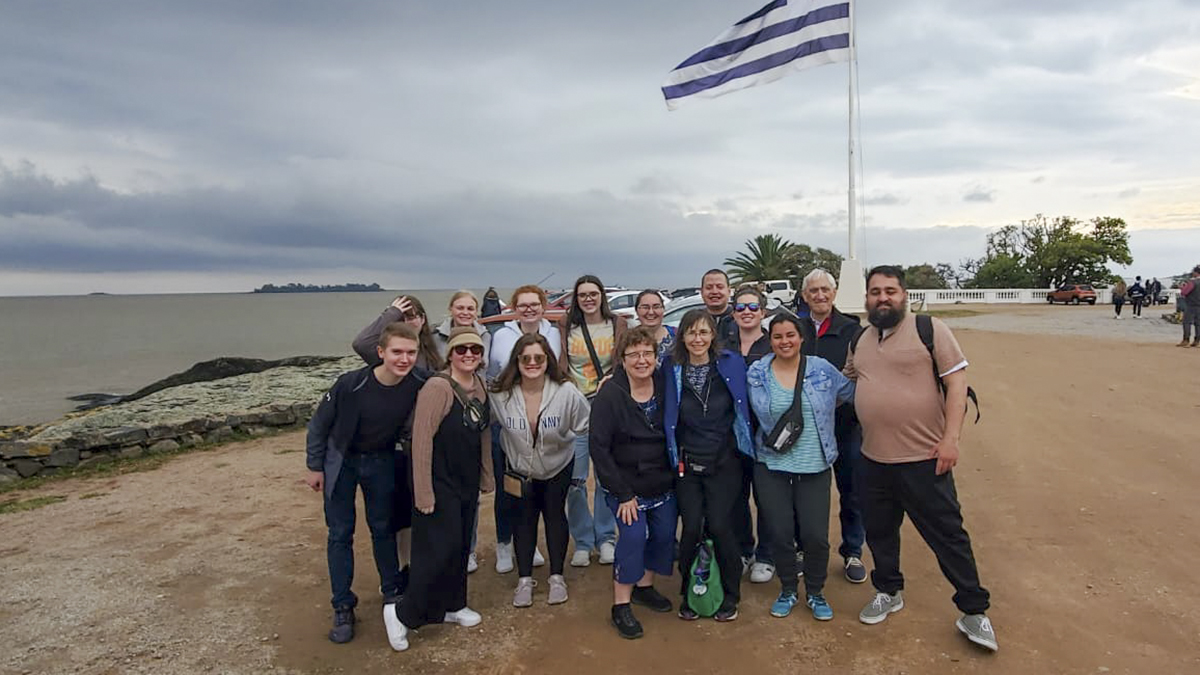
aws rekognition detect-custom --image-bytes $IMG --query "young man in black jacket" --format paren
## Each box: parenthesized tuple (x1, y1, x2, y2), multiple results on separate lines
(797, 269, 868, 585)
(305, 322, 429, 644)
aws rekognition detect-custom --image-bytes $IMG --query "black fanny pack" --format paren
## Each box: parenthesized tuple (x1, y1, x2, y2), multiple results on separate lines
(763, 354, 806, 454)
(434, 373, 490, 433)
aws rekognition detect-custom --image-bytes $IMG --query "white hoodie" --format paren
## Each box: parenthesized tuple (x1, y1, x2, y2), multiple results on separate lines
(488, 378, 589, 480)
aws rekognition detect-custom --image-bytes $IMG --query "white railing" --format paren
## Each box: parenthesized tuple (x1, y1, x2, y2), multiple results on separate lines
(907, 288, 1180, 306)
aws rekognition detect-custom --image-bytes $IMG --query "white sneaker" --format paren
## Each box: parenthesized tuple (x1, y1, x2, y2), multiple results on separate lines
(382, 603, 409, 651)
(598, 541, 616, 565)
(749, 561, 775, 584)
(495, 542, 514, 574)
(444, 606, 482, 627)
(570, 550, 591, 567)
(533, 548, 546, 567)
(467, 552, 478, 574)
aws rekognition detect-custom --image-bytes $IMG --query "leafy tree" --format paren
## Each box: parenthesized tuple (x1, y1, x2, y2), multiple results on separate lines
(792, 244, 844, 283)
(904, 264, 949, 289)
(970, 254, 1036, 288)
(959, 214, 1132, 288)
(724, 233, 798, 284)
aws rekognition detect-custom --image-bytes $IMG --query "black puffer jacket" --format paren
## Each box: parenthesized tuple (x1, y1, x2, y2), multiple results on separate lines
(588, 367, 674, 503)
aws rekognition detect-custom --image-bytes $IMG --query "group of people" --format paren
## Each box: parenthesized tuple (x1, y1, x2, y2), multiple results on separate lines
(1112, 275, 1163, 319)
(304, 265, 999, 655)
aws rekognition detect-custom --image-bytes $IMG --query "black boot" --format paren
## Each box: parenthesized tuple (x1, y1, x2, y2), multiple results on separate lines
(611, 603, 643, 639)
(631, 584, 673, 613)
(328, 606, 356, 644)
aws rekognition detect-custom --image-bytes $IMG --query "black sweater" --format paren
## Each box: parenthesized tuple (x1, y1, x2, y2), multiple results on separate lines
(588, 368, 674, 503)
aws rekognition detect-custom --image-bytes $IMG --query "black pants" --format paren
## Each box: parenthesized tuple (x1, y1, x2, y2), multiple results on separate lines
(677, 458, 743, 604)
(753, 463, 831, 596)
(734, 453, 770, 561)
(862, 457, 990, 614)
(1132, 298, 1143, 316)
(514, 460, 573, 577)
(397, 488, 473, 629)
(1113, 298, 1124, 317)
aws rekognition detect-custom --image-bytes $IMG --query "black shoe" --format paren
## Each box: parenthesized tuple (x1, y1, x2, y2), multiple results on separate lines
(714, 600, 739, 622)
(678, 603, 700, 621)
(611, 603, 643, 639)
(328, 606, 356, 644)
(631, 585, 673, 613)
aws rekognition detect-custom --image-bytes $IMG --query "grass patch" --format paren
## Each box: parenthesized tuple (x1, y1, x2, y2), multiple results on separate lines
(273, 448, 301, 455)
(916, 308, 982, 318)
(0, 495, 67, 515)
(213, 462, 230, 468)
(80, 492, 107, 499)
(0, 425, 302, 496)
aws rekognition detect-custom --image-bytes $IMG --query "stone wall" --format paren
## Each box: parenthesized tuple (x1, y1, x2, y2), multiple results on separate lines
(0, 356, 362, 484)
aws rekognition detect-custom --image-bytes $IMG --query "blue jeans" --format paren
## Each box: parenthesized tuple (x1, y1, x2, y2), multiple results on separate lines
(566, 434, 617, 551)
(833, 424, 865, 559)
(470, 425, 520, 552)
(325, 451, 400, 609)
(604, 492, 677, 584)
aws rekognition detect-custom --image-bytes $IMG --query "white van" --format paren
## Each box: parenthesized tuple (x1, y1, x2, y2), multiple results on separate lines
(763, 279, 794, 305)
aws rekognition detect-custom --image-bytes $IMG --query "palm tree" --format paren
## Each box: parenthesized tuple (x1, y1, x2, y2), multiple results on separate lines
(723, 233, 798, 285)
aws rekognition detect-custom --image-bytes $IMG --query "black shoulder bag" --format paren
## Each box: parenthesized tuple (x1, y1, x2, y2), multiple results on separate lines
(433, 373, 490, 433)
(762, 353, 807, 453)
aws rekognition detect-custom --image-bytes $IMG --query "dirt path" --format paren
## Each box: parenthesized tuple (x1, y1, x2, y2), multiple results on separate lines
(3, 327, 1199, 675)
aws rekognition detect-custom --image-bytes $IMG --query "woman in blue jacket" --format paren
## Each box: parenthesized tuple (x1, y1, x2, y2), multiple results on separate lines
(664, 309, 755, 621)
(747, 313, 854, 621)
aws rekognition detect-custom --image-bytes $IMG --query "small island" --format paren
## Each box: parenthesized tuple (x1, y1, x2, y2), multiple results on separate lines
(252, 282, 384, 294)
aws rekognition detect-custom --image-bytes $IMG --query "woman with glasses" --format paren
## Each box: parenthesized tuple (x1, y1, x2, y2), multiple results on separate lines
(634, 289, 675, 364)
(480, 284, 562, 574)
(731, 286, 774, 584)
(489, 333, 590, 608)
(745, 314, 854, 622)
(733, 287, 772, 366)
(385, 328, 494, 652)
(354, 295, 442, 371)
(432, 290, 492, 364)
(589, 326, 677, 639)
(557, 274, 626, 568)
(663, 309, 754, 622)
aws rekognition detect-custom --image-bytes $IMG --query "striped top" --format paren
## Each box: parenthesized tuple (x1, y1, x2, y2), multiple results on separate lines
(758, 368, 827, 474)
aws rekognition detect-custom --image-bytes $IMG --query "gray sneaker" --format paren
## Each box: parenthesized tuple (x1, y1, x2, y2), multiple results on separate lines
(547, 574, 568, 605)
(956, 613, 998, 652)
(858, 591, 904, 625)
(512, 577, 536, 608)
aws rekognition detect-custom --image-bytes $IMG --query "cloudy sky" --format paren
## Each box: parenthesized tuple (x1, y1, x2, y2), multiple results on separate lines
(1, 0, 1198, 296)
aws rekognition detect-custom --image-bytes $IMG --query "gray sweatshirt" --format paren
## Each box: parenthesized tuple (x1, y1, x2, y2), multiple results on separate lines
(489, 378, 589, 480)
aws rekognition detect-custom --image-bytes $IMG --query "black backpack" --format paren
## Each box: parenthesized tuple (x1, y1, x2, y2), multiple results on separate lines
(850, 314, 980, 423)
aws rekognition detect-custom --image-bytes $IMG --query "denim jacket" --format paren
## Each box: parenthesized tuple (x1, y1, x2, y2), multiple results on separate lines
(746, 354, 854, 467)
(663, 349, 755, 471)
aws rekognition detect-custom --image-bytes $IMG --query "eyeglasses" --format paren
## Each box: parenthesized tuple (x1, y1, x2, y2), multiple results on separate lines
(734, 302, 761, 312)
(684, 329, 713, 338)
(515, 303, 542, 312)
(519, 353, 547, 365)
(576, 291, 601, 300)
(452, 344, 484, 356)
(623, 350, 656, 362)
(637, 303, 664, 312)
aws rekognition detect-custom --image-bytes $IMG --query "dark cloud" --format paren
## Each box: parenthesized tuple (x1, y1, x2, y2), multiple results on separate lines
(963, 188, 997, 203)
(864, 192, 906, 206)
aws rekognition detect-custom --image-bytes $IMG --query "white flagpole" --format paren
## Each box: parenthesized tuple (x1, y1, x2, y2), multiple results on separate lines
(838, 0, 865, 313)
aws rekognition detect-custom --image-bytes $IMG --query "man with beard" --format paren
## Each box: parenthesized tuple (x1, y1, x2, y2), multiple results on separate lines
(843, 266, 996, 653)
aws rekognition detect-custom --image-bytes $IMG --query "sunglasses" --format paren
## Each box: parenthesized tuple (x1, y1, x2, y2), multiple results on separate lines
(734, 302, 761, 312)
(519, 353, 547, 366)
(452, 344, 484, 356)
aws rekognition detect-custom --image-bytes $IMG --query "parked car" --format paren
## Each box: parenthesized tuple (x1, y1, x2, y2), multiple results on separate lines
(763, 279, 795, 305)
(1046, 284, 1097, 305)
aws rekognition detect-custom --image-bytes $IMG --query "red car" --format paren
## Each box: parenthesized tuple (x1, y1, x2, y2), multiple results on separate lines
(1046, 284, 1097, 305)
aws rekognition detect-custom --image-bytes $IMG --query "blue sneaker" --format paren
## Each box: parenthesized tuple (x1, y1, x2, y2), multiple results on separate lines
(807, 594, 833, 621)
(770, 591, 799, 618)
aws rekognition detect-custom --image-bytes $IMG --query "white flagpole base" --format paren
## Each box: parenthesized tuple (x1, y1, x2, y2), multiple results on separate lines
(837, 258, 866, 315)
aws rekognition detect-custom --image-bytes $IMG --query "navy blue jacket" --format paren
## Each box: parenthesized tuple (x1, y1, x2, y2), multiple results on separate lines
(663, 349, 755, 473)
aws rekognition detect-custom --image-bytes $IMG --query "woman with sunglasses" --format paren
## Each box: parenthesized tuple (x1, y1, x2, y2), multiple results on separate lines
(354, 295, 442, 371)
(557, 275, 625, 568)
(385, 328, 494, 652)
(480, 284, 562, 574)
(731, 286, 774, 584)
(489, 333, 590, 607)
(432, 290, 492, 364)
(663, 309, 754, 622)
(589, 326, 677, 639)
(733, 287, 772, 366)
(634, 289, 675, 364)
(745, 314, 854, 622)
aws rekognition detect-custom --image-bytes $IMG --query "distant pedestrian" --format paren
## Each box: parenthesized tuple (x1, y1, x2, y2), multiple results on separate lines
(1150, 278, 1163, 305)
(1178, 266, 1200, 348)
(1128, 277, 1147, 319)
(845, 265, 997, 653)
(1112, 279, 1127, 319)
(481, 287, 503, 318)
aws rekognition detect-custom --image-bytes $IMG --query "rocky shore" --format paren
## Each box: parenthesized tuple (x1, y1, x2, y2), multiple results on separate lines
(0, 356, 361, 484)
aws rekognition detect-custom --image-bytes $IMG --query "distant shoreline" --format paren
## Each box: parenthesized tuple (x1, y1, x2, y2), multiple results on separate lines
(252, 283, 384, 294)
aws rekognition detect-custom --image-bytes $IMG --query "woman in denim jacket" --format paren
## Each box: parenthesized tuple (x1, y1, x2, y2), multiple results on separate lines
(746, 314, 854, 622)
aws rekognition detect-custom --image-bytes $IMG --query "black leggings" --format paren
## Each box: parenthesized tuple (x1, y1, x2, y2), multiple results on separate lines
(514, 460, 573, 577)
(677, 458, 744, 604)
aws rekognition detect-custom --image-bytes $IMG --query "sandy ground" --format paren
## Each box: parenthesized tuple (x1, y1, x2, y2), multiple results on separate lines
(3, 307, 1199, 675)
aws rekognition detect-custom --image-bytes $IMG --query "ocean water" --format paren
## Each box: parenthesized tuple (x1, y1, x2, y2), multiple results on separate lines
(0, 290, 498, 425)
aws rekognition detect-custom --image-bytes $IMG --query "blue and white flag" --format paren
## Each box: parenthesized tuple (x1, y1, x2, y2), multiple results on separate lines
(662, 0, 851, 110)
